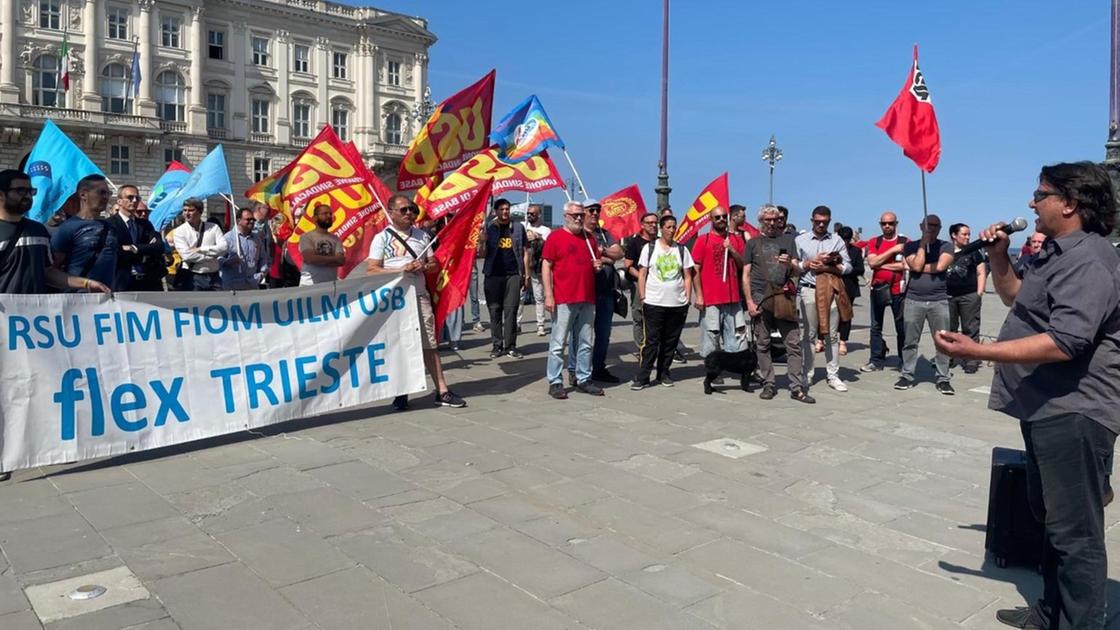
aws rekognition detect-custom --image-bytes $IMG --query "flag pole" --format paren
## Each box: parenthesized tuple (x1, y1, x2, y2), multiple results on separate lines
(920, 169, 928, 218)
(561, 149, 589, 199)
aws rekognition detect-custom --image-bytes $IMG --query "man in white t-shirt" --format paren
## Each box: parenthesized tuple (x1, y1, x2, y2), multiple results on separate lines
(632, 214, 694, 389)
(299, 204, 344, 285)
(367, 194, 466, 411)
(521, 203, 552, 336)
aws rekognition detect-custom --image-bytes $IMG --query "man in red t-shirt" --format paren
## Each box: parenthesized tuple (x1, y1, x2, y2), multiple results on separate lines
(542, 201, 604, 399)
(691, 206, 748, 356)
(861, 210, 908, 371)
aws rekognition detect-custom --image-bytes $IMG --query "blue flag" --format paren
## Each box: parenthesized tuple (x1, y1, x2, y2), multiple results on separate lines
(26, 120, 104, 223)
(130, 50, 141, 97)
(149, 145, 233, 230)
(489, 95, 565, 164)
(145, 160, 191, 218)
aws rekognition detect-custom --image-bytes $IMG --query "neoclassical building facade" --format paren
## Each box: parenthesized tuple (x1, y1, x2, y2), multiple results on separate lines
(0, 0, 435, 200)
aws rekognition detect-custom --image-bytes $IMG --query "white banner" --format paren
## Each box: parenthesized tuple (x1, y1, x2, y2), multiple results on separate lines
(0, 274, 426, 471)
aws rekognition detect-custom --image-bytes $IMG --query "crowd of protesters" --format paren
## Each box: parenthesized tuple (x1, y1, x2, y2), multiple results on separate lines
(0, 166, 1044, 414)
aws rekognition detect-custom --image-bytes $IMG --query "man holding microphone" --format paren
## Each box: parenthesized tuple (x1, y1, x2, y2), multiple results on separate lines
(935, 162, 1120, 630)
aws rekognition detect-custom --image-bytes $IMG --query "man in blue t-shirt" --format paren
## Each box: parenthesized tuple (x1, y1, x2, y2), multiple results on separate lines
(51, 174, 119, 291)
(896, 214, 955, 393)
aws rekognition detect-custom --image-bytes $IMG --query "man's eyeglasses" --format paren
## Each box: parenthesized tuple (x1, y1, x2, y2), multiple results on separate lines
(811, 219, 829, 225)
(395, 205, 420, 215)
(880, 221, 897, 226)
(566, 213, 585, 220)
(5, 187, 37, 196)
(122, 195, 140, 202)
(712, 214, 728, 220)
(760, 217, 783, 223)
(641, 219, 657, 225)
(586, 208, 600, 215)
(1032, 190, 1061, 203)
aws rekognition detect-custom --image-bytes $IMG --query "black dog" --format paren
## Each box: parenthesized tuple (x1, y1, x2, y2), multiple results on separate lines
(703, 346, 758, 395)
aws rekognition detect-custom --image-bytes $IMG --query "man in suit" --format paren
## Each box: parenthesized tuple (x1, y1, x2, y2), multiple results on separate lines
(109, 185, 165, 291)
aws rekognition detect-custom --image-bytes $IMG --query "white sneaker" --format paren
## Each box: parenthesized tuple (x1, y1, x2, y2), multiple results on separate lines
(827, 377, 848, 392)
(537, 326, 546, 336)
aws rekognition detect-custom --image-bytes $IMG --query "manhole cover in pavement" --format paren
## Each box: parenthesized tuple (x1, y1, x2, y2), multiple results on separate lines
(692, 438, 768, 459)
(25, 566, 149, 624)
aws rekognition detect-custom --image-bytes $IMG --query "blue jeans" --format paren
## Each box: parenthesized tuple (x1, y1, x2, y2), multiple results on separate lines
(442, 306, 463, 344)
(568, 290, 615, 373)
(468, 264, 481, 323)
(549, 303, 594, 385)
(700, 303, 747, 357)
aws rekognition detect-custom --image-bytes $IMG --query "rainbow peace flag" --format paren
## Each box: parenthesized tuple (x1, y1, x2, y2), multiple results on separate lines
(489, 95, 565, 164)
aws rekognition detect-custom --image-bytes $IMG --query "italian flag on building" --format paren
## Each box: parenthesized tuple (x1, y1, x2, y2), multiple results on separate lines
(60, 32, 70, 91)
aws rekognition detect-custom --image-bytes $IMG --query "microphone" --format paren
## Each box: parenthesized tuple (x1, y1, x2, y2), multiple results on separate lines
(953, 217, 1029, 259)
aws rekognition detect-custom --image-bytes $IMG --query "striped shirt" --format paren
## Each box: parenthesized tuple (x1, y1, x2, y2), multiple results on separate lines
(0, 217, 52, 294)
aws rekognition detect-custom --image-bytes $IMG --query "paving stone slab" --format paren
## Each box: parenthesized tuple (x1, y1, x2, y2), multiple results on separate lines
(264, 487, 387, 537)
(306, 460, 415, 501)
(679, 503, 834, 561)
(329, 525, 478, 593)
(65, 483, 179, 531)
(550, 577, 717, 630)
(0, 511, 113, 573)
(278, 566, 456, 630)
(413, 572, 581, 630)
(214, 518, 355, 588)
(686, 583, 835, 630)
(43, 595, 168, 630)
(448, 527, 605, 600)
(618, 562, 724, 608)
(151, 562, 311, 630)
(47, 466, 137, 495)
(249, 436, 355, 470)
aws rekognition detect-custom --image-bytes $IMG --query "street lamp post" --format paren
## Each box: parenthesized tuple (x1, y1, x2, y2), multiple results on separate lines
(654, 0, 671, 211)
(1106, 0, 1120, 241)
(411, 86, 436, 128)
(761, 135, 783, 205)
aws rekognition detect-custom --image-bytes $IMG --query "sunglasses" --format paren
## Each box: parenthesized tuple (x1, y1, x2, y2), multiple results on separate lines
(5, 187, 37, 196)
(395, 205, 420, 215)
(712, 214, 728, 220)
(811, 219, 829, 225)
(1032, 190, 1061, 203)
(567, 213, 585, 220)
(880, 221, 897, 226)
(123, 195, 140, 202)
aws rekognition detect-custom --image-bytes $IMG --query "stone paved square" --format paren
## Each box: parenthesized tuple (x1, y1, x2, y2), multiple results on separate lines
(1, 296, 1117, 629)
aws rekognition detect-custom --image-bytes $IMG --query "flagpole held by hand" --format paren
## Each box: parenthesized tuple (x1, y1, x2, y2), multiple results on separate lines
(920, 170, 928, 219)
(721, 243, 729, 283)
(561, 149, 590, 200)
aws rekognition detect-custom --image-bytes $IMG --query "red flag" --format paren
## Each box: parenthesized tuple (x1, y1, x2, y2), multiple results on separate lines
(398, 70, 496, 191)
(425, 178, 495, 335)
(674, 172, 730, 243)
(416, 147, 563, 221)
(598, 184, 646, 240)
(876, 45, 941, 173)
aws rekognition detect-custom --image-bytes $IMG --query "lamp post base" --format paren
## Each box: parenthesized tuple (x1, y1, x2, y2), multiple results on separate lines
(655, 171, 671, 213)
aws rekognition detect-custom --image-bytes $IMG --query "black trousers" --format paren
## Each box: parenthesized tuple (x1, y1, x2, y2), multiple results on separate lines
(869, 286, 905, 364)
(1021, 413, 1116, 630)
(484, 273, 523, 351)
(636, 303, 688, 382)
(949, 292, 982, 368)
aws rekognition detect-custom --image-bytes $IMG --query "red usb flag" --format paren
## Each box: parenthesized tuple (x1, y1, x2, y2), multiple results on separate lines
(876, 45, 941, 173)
(426, 178, 495, 335)
(675, 172, 730, 243)
(598, 184, 646, 240)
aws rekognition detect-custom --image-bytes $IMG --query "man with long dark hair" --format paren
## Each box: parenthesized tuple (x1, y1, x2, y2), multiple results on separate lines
(936, 161, 1120, 630)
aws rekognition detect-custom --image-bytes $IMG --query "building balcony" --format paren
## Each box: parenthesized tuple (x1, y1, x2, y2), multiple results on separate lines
(6, 104, 163, 134)
(159, 120, 188, 133)
(372, 142, 407, 157)
(207, 128, 228, 140)
(249, 132, 274, 144)
(291, 137, 310, 148)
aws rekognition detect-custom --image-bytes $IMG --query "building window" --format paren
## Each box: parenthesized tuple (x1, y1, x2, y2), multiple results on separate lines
(206, 93, 225, 130)
(332, 52, 347, 79)
(32, 55, 59, 107)
(332, 108, 349, 141)
(110, 144, 130, 175)
(387, 60, 400, 86)
(107, 8, 129, 40)
(39, 1, 60, 29)
(160, 15, 182, 48)
(207, 30, 224, 60)
(163, 148, 183, 168)
(251, 36, 270, 66)
(155, 71, 185, 122)
(293, 44, 310, 74)
(251, 99, 270, 133)
(253, 158, 271, 182)
(292, 102, 311, 138)
(384, 113, 402, 145)
(100, 63, 132, 113)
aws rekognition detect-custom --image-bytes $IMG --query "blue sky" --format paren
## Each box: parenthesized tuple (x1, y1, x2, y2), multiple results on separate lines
(360, 1, 1108, 237)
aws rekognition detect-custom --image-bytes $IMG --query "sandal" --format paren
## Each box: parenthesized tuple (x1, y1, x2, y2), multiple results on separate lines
(838, 341, 848, 356)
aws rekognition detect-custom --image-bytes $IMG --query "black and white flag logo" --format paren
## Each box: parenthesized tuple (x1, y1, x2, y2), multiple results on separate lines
(910, 63, 931, 103)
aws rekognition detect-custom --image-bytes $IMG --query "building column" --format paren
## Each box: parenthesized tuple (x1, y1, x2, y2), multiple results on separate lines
(0, 0, 19, 102)
(79, 0, 100, 110)
(275, 29, 290, 143)
(230, 20, 247, 139)
(188, 5, 205, 132)
(364, 44, 379, 146)
(136, 0, 155, 116)
(316, 36, 328, 132)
